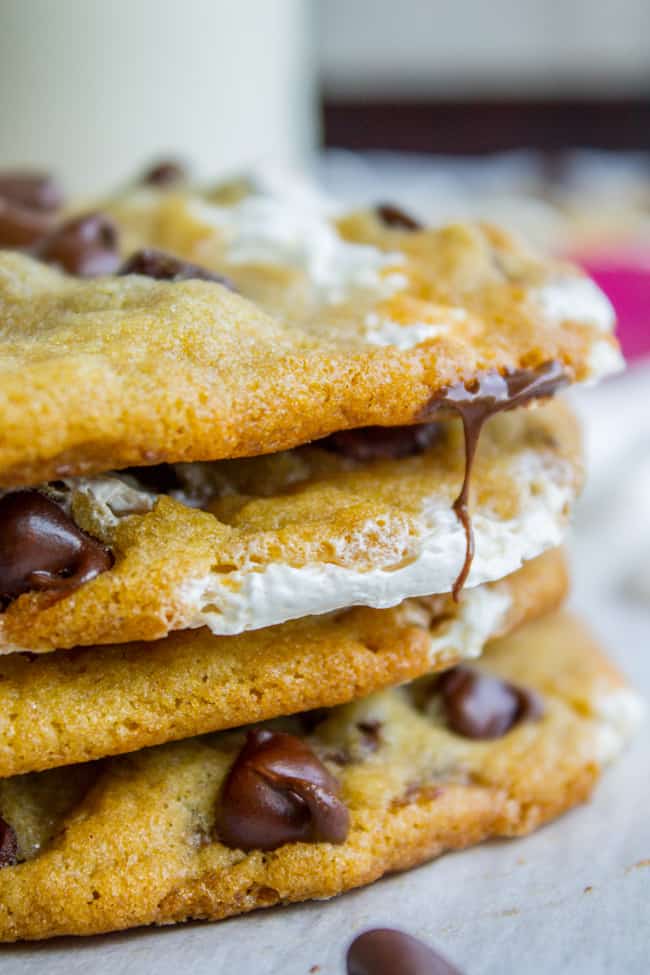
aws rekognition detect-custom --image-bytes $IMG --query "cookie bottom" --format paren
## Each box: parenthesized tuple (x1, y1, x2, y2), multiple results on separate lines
(0, 611, 641, 941)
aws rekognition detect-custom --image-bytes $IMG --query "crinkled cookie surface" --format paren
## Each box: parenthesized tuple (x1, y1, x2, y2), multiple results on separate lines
(0, 184, 619, 488)
(0, 611, 640, 941)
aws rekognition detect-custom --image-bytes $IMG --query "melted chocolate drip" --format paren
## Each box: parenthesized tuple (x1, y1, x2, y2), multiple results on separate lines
(435, 665, 544, 739)
(347, 928, 463, 975)
(376, 203, 422, 231)
(118, 248, 234, 289)
(0, 817, 18, 869)
(423, 360, 569, 599)
(216, 728, 349, 851)
(0, 491, 113, 607)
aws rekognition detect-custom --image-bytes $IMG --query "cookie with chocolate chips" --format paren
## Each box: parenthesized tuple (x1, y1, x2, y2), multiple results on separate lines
(0, 612, 639, 941)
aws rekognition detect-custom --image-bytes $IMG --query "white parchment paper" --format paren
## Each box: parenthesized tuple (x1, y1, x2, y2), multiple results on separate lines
(3, 369, 649, 975)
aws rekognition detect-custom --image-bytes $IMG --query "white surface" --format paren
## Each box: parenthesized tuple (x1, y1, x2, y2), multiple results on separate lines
(2, 372, 649, 973)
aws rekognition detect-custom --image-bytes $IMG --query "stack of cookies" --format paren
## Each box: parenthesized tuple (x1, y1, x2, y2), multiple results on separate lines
(0, 166, 642, 942)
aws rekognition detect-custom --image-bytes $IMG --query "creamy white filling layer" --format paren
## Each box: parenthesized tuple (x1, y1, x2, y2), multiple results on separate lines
(177, 451, 574, 636)
(427, 584, 511, 666)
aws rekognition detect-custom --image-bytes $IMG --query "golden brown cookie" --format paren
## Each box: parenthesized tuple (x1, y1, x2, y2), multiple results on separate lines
(0, 401, 581, 652)
(0, 611, 641, 941)
(0, 180, 619, 488)
(0, 549, 567, 778)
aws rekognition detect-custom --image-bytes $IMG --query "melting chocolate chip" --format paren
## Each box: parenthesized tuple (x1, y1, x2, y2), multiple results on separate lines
(435, 665, 544, 740)
(0, 491, 113, 606)
(0, 817, 18, 869)
(0, 197, 54, 248)
(141, 160, 187, 187)
(320, 423, 441, 462)
(0, 171, 64, 212)
(118, 248, 234, 288)
(422, 360, 570, 599)
(216, 729, 349, 851)
(33, 213, 121, 276)
(347, 929, 463, 975)
(376, 203, 422, 231)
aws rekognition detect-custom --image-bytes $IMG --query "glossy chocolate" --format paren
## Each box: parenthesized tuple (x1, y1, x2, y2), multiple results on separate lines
(376, 203, 422, 231)
(33, 213, 121, 276)
(0, 171, 63, 212)
(0, 818, 18, 869)
(0, 491, 113, 606)
(0, 197, 54, 248)
(423, 360, 569, 599)
(141, 160, 187, 186)
(435, 665, 544, 739)
(320, 422, 441, 462)
(118, 248, 234, 288)
(347, 929, 463, 975)
(216, 729, 349, 851)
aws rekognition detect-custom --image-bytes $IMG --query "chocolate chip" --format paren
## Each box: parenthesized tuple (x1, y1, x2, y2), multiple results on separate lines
(376, 204, 422, 231)
(216, 729, 349, 851)
(118, 248, 234, 288)
(33, 213, 121, 276)
(141, 160, 187, 187)
(0, 491, 113, 606)
(0, 171, 63, 212)
(320, 423, 441, 462)
(0, 197, 54, 248)
(347, 929, 463, 975)
(0, 818, 18, 869)
(435, 665, 544, 740)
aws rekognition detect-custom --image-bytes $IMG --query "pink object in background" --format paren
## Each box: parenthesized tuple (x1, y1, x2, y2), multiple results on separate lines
(573, 249, 650, 363)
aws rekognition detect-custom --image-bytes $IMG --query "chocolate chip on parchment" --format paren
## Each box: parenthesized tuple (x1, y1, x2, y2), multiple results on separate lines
(33, 212, 121, 276)
(347, 928, 464, 975)
(0, 818, 18, 869)
(216, 729, 349, 851)
(435, 665, 544, 740)
(0, 491, 113, 606)
(118, 248, 234, 289)
(376, 203, 422, 231)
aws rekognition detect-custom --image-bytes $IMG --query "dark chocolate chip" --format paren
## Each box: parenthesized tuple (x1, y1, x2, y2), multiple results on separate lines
(33, 213, 121, 276)
(0, 171, 63, 212)
(376, 203, 422, 231)
(0, 817, 18, 869)
(216, 728, 349, 851)
(141, 160, 187, 187)
(347, 928, 463, 975)
(0, 491, 113, 606)
(0, 197, 55, 248)
(118, 248, 234, 289)
(319, 423, 441, 463)
(435, 665, 544, 740)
